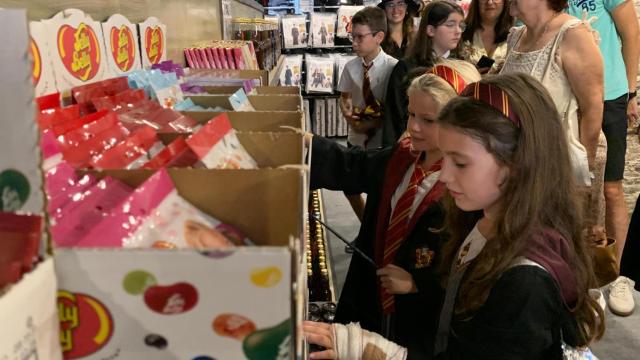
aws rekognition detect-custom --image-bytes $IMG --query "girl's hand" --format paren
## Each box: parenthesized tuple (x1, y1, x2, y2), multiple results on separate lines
(377, 264, 417, 294)
(303, 321, 336, 359)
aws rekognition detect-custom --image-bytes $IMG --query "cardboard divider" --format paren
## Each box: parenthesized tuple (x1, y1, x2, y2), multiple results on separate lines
(188, 94, 301, 112)
(187, 69, 269, 86)
(180, 110, 304, 131)
(201, 86, 301, 95)
(157, 132, 304, 168)
(87, 168, 304, 247)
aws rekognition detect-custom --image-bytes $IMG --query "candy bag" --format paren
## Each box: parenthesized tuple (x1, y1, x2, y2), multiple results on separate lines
(92, 88, 147, 112)
(45, 162, 98, 215)
(72, 77, 130, 114)
(60, 120, 130, 169)
(56, 111, 119, 150)
(0, 212, 42, 288)
(186, 113, 257, 169)
(90, 127, 163, 170)
(142, 137, 200, 169)
(52, 109, 112, 137)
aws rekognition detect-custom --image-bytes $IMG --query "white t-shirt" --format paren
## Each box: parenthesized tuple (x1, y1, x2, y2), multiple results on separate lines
(338, 49, 398, 148)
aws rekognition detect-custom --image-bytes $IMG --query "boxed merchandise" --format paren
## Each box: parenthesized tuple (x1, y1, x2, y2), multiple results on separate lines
(139, 17, 167, 68)
(101, 14, 142, 76)
(184, 41, 259, 70)
(310, 13, 337, 48)
(306, 56, 334, 94)
(336, 6, 364, 38)
(29, 21, 58, 96)
(42, 9, 110, 91)
(279, 55, 303, 87)
(281, 16, 308, 49)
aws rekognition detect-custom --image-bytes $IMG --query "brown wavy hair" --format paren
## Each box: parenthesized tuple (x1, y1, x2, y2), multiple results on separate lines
(405, 0, 464, 67)
(382, 13, 415, 56)
(462, 0, 515, 44)
(437, 73, 604, 345)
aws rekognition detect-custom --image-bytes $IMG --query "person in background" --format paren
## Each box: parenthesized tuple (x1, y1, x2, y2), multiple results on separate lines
(339, 6, 398, 220)
(566, 0, 640, 317)
(383, 0, 465, 146)
(304, 73, 605, 360)
(309, 62, 480, 359)
(459, 0, 514, 74)
(379, 0, 420, 59)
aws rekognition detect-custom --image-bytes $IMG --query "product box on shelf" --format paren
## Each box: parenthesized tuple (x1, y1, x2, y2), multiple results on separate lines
(139, 17, 167, 68)
(101, 14, 142, 76)
(188, 94, 302, 112)
(0, 9, 44, 214)
(42, 9, 111, 92)
(53, 167, 305, 359)
(180, 111, 304, 132)
(0, 258, 62, 360)
(29, 21, 58, 96)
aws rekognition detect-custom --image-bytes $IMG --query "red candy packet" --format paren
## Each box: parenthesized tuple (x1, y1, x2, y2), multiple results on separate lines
(61, 122, 130, 169)
(92, 88, 147, 112)
(0, 212, 42, 288)
(72, 77, 130, 115)
(56, 111, 119, 150)
(37, 105, 81, 133)
(119, 99, 199, 133)
(90, 127, 163, 170)
(143, 137, 200, 169)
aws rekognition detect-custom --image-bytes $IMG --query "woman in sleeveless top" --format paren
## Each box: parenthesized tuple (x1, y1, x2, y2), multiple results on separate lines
(500, 0, 607, 239)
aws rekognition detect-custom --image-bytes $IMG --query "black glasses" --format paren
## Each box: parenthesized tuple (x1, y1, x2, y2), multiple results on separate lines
(384, 1, 408, 10)
(348, 31, 379, 43)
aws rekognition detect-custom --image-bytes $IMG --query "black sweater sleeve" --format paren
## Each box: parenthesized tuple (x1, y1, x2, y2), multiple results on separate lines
(444, 266, 565, 360)
(309, 135, 393, 195)
(382, 61, 410, 147)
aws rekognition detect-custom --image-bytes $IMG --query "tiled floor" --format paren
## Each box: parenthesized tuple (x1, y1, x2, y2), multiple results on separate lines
(321, 132, 640, 359)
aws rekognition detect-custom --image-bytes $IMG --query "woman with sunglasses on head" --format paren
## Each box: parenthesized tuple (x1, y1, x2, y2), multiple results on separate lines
(305, 73, 604, 360)
(382, 0, 465, 147)
(459, 0, 514, 74)
(379, 0, 420, 60)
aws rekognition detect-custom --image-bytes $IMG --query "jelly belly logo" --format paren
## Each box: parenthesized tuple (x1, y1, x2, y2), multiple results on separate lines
(145, 26, 163, 64)
(58, 291, 114, 359)
(110, 25, 135, 72)
(57, 23, 101, 81)
(29, 37, 41, 85)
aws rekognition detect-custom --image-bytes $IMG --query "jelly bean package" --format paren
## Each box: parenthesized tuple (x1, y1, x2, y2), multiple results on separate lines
(0, 212, 42, 288)
(186, 113, 257, 169)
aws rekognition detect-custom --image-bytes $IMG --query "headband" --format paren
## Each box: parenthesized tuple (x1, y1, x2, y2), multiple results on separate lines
(461, 82, 522, 127)
(429, 65, 467, 95)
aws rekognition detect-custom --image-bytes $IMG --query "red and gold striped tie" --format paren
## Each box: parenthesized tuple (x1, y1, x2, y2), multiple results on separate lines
(380, 162, 428, 314)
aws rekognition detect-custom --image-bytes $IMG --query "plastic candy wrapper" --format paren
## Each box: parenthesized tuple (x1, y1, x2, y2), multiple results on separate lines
(74, 169, 250, 248)
(36, 92, 61, 111)
(51, 177, 133, 247)
(45, 163, 98, 216)
(91, 88, 147, 112)
(186, 113, 258, 169)
(0, 212, 42, 288)
(149, 71, 184, 108)
(51, 109, 113, 137)
(228, 89, 255, 111)
(72, 77, 130, 115)
(143, 137, 201, 169)
(60, 120, 130, 168)
(151, 60, 185, 78)
(37, 104, 81, 133)
(56, 111, 119, 150)
(118, 99, 200, 133)
(90, 127, 164, 170)
(173, 98, 228, 112)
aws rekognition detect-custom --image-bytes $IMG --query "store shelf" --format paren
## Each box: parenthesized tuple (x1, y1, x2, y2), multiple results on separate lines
(233, 0, 266, 13)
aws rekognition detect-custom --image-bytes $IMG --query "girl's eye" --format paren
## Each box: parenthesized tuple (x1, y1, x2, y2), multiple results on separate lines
(408, 112, 415, 118)
(454, 162, 467, 169)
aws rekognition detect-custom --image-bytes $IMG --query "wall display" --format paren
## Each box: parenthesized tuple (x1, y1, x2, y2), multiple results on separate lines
(139, 17, 167, 68)
(102, 14, 142, 76)
(279, 55, 303, 86)
(305, 56, 335, 93)
(336, 6, 364, 38)
(334, 54, 357, 86)
(29, 21, 58, 96)
(311, 13, 337, 48)
(281, 16, 308, 49)
(42, 9, 110, 91)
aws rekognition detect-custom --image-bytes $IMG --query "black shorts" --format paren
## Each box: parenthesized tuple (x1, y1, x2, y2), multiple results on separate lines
(602, 94, 628, 181)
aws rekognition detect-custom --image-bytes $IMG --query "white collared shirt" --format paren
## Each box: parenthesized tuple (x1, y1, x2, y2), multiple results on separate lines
(390, 165, 441, 221)
(338, 48, 398, 148)
(457, 224, 488, 266)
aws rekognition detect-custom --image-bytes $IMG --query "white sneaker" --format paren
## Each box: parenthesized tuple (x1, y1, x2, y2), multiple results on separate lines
(589, 289, 606, 314)
(608, 276, 636, 316)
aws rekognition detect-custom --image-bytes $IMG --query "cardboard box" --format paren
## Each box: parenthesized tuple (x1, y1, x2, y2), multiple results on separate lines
(53, 167, 305, 358)
(101, 14, 142, 76)
(0, 258, 62, 360)
(42, 9, 110, 92)
(138, 17, 167, 68)
(180, 111, 304, 132)
(157, 132, 304, 169)
(29, 21, 58, 96)
(188, 94, 302, 112)
(201, 86, 301, 95)
(187, 69, 269, 87)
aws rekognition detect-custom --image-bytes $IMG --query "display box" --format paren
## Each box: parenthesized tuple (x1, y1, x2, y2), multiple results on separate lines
(53, 167, 305, 359)
(180, 111, 304, 132)
(42, 9, 110, 92)
(138, 17, 167, 68)
(186, 69, 269, 87)
(29, 20, 58, 96)
(0, 258, 62, 360)
(101, 14, 142, 76)
(188, 94, 302, 112)
(200, 86, 301, 95)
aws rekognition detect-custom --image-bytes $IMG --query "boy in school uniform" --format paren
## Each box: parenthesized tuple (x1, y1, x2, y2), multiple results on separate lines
(338, 6, 398, 219)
